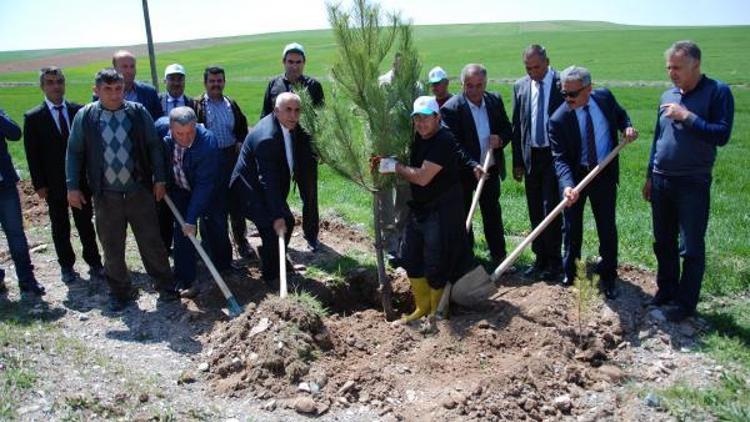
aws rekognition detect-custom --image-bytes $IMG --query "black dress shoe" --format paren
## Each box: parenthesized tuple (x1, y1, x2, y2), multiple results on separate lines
(523, 265, 542, 278)
(561, 276, 574, 287)
(666, 306, 694, 323)
(20, 280, 46, 296)
(61, 267, 79, 284)
(305, 238, 320, 253)
(650, 290, 674, 307)
(602, 280, 617, 300)
(108, 292, 138, 312)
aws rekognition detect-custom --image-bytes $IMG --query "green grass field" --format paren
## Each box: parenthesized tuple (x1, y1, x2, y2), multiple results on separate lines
(1, 21, 748, 418)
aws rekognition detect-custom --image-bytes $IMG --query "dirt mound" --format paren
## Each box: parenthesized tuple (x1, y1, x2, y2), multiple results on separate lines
(19, 181, 48, 226)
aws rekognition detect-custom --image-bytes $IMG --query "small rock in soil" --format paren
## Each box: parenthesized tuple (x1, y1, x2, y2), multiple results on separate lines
(178, 371, 196, 384)
(138, 393, 149, 403)
(337, 380, 355, 395)
(553, 394, 572, 413)
(262, 399, 277, 411)
(198, 362, 210, 372)
(644, 392, 661, 408)
(294, 396, 317, 414)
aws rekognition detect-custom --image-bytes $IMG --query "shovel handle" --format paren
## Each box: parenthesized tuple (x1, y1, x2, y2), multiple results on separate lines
(490, 141, 629, 282)
(278, 233, 288, 298)
(164, 194, 242, 315)
(465, 150, 494, 232)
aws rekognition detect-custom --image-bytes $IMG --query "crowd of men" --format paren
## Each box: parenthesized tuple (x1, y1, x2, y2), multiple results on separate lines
(0, 39, 734, 323)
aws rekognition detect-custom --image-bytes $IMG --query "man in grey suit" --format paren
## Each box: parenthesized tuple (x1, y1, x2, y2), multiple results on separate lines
(511, 45, 565, 280)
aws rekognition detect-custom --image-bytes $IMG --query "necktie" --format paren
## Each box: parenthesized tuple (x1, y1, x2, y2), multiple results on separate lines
(584, 105, 597, 168)
(55, 105, 69, 140)
(534, 81, 545, 147)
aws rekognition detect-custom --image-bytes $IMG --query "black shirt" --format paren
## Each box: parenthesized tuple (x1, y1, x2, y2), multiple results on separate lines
(409, 127, 461, 205)
(261, 74, 325, 118)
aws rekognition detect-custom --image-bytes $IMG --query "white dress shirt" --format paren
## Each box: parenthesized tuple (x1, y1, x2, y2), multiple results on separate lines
(468, 97, 494, 166)
(281, 125, 294, 176)
(530, 69, 554, 147)
(44, 98, 70, 134)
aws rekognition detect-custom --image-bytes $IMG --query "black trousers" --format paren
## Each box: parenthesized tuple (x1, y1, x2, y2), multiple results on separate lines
(562, 172, 618, 282)
(524, 147, 562, 268)
(219, 147, 248, 250)
(462, 172, 506, 261)
(157, 201, 174, 252)
(47, 193, 101, 270)
(296, 157, 319, 244)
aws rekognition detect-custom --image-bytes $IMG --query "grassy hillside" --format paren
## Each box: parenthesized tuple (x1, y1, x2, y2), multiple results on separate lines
(0, 21, 747, 296)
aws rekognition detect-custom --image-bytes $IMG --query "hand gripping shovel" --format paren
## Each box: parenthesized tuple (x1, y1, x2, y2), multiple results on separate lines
(437, 140, 630, 316)
(278, 230, 288, 298)
(164, 194, 243, 317)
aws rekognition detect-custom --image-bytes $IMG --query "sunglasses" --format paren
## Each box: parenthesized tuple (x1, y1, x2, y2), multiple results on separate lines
(561, 87, 586, 98)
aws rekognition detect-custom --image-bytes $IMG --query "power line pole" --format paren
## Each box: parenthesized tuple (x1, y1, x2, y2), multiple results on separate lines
(142, 0, 159, 92)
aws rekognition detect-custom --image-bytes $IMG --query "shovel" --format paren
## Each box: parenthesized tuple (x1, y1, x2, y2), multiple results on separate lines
(437, 140, 630, 315)
(164, 194, 243, 317)
(278, 230, 288, 298)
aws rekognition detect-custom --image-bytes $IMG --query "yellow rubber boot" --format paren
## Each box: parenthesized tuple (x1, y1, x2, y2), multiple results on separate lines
(402, 277, 431, 322)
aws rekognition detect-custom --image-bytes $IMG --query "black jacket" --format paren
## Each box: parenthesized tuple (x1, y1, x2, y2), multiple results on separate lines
(24, 101, 84, 198)
(549, 88, 631, 189)
(441, 91, 513, 180)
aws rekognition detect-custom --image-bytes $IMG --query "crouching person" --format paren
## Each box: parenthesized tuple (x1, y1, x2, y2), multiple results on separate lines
(229, 93, 301, 288)
(379, 96, 473, 327)
(163, 107, 220, 298)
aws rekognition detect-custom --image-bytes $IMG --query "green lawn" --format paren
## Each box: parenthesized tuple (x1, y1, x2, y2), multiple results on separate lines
(1, 21, 748, 419)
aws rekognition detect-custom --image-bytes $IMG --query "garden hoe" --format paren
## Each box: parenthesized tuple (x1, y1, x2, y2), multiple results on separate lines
(437, 140, 631, 317)
(164, 194, 243, 317)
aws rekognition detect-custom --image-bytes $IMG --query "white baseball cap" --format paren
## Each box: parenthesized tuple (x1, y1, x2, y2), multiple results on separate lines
(164, 63, 185, 78)
(428, 66, 448, 84)
(282, 42, 306, 59)
(411, 96, 440, 116)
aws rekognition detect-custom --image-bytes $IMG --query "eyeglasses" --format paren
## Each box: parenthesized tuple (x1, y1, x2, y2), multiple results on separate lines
(561, 87, 586, 98)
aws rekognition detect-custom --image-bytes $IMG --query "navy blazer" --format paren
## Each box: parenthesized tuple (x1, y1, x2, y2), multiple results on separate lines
(511, 69, 564, 172)
(23, 101, 84, 197)
(162, 124, 219, 225)
(158, 93, 196, 117)
(441, 91, 513, 180)
(0, 111, 22, 188)
(93, 81, 163, 120)
(230, 113, 301, 226)
(549, 88, 632, 190)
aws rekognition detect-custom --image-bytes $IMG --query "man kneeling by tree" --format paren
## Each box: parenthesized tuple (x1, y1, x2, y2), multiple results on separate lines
(379, 96, 473, 328)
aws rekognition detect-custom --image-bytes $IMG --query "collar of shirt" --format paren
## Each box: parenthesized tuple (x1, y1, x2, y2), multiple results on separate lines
(45, 98, 69, 131)
(280, 125, 294, 174)
(203, 93, 231, 108)
(167, 95, 184, 104)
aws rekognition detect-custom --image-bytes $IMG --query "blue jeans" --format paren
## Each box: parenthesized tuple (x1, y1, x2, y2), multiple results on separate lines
(651, 173, 711, 312)
(0, 184, 35, 285)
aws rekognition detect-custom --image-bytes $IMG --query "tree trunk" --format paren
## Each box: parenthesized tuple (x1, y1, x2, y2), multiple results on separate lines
(372, 191, 396, 320)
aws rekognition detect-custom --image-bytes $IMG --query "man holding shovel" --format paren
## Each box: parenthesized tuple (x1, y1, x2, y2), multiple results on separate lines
(229, 93, 301, 288)
(549, 66, 638, 299)
(379, 96, 473, 326)
(162, 107, 220, 298)
(442, 64, 513, 267)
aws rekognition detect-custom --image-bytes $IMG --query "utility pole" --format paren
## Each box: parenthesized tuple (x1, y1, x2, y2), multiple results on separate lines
(142, 0, 159, 92)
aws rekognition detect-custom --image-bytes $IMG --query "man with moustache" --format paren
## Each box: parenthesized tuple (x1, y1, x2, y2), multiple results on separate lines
(261, 43, 324, 252)
(194, 66, 249, 263)
(511, 45, 565, 280)
(23, 66, 103, 284)
(230, 93, 303, 287)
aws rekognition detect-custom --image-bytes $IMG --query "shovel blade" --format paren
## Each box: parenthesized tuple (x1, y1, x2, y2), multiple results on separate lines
(451, 265, 495, 307)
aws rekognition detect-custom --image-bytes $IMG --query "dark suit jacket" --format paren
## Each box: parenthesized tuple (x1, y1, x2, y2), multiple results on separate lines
(158, 93, 196, 117)
(511, 69, 564, 172)
(230, 113, 303, 226)
(23, 101, 84, 198)
(162, 124, 219, 225)
(549, 88, 631, 190)
(441, 91, 513, 180)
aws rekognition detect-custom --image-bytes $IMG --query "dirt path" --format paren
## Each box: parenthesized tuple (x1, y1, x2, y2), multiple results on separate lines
(1, 181, 728, 421)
